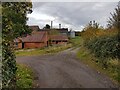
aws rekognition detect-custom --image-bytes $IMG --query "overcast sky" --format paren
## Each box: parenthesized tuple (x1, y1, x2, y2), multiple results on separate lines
(27, 2, 119, 31)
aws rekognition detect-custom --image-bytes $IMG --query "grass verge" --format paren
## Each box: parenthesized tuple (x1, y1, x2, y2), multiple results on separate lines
(16, 64, 33, 88)
(77, 46, 119, 85)
(15, 44, 72, 56)
(69, 36, 83, 47)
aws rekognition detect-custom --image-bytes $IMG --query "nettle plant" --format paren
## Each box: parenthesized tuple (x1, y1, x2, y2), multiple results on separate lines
(2, 2, 32, 88)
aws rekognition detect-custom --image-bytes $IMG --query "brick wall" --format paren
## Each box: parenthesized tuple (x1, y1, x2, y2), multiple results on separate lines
(24, 42, 47, 49)
(18, 43, 22, 49)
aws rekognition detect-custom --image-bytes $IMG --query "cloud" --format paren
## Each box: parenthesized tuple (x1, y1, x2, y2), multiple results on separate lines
(27, 12, 55, 21)
(27, 2, 118, 31)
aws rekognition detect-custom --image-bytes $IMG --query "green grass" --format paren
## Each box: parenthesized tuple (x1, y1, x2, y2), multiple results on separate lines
(16, 64, 33, 88)
(69, 36, 83, 47)
(15, 44, 72, 56)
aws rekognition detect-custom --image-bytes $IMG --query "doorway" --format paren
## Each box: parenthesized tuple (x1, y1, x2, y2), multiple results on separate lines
(22, 42, 24, 49)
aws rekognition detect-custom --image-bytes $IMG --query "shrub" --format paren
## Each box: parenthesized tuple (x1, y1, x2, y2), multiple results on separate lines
(2, 2, 32, 88)
(85, 35, 119, 68)
(82, 27, 118, 43)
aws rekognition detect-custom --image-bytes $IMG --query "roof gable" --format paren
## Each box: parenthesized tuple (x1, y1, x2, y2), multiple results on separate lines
(22, 31, 47, 43)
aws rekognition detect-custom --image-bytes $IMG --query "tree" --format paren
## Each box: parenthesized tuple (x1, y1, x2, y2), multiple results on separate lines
(107, 1, 120, 59)
(43, 24, 50, 29)
(93, 20, 99, 29)
(107, 1, 120, 49)
(83, 20, 100, 31)
(2, 2, 32, 88)
(107, 1, 120, 30)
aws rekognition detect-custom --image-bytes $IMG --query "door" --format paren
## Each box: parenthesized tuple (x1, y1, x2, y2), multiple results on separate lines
(22, 42, 24, 49)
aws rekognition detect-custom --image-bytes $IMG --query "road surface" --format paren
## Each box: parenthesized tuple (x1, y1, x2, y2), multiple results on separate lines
(16, 48, 118, 88)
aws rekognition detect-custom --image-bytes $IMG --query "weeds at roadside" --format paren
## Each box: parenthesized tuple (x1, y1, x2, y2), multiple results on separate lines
(16, 64, 33, 88)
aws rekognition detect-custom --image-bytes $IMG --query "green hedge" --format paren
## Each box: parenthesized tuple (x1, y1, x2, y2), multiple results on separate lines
(85, 35, 119, 59)
(84, 35, 119, 68)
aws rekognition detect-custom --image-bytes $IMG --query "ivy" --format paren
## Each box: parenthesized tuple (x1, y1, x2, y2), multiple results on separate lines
(2, 2, 32, 88)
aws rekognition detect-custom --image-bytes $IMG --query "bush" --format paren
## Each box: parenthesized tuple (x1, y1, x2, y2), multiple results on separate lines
(2, 2, 32, 88)
(85, 35, 119, 68)
(86, 35, 119, 59)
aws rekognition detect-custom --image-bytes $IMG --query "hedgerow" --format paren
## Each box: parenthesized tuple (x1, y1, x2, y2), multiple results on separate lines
(86, 35, 119, 59)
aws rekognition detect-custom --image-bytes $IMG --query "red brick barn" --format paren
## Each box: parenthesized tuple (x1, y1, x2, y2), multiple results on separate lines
(15, 31, 49, 49)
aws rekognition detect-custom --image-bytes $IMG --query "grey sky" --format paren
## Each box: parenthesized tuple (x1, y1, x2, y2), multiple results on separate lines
(27, 2, 118, 31)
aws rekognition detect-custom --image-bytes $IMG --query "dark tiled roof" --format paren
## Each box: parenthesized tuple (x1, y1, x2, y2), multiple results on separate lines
(50, 35, 68, 41)
(22, 31, 47, 43)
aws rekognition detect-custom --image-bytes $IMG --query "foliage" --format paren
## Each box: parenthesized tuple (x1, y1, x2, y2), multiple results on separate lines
(82, 26, 118, 42)
(43, 24, 50, 29)
(85, 35, 119, 68)
(79, 2, 120, 83)
(0, 36, 1, 56)
(87, 20, 100, 29)
(81, 2, 119, 68)
(16, 64, 33, 88)
(81, 20, 118, 68)
(107, 1, 120, 30)
(69, 36, 83, 47)
(107, 1, 120, 52)
(2, 2, 32, 88)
